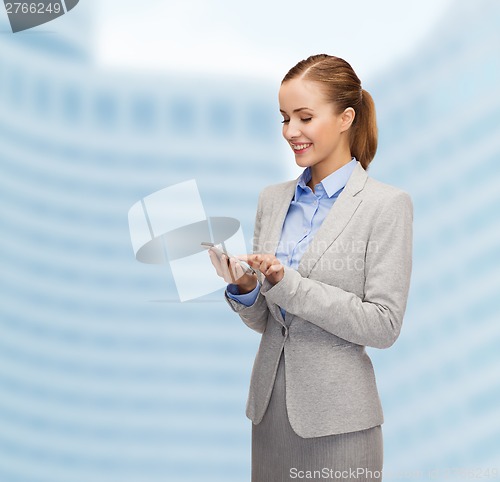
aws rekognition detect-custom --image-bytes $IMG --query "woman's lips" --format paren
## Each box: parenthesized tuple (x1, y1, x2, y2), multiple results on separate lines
(292, 143, 312, 154)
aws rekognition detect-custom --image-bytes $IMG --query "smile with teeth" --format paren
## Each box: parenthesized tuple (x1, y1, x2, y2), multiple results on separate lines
(291, 143, 312, 151)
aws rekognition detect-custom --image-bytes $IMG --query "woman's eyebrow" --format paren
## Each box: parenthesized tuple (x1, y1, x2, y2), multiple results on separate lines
(279, 107, 314, 113)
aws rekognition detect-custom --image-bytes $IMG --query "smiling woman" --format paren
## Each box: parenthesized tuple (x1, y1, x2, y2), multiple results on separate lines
(279, 55, 377, 178)
(209, 53, 413, 482)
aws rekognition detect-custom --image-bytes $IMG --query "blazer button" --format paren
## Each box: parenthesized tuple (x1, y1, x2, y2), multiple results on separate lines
(282, 326, 286, 336)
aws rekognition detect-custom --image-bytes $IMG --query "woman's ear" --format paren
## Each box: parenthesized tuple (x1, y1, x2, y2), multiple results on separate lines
(341, 107, 355, 132)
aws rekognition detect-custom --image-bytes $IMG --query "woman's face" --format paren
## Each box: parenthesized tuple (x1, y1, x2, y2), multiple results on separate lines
(278, 78, 354, 170)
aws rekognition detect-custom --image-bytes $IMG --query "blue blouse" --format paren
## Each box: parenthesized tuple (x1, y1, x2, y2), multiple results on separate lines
(226, 157, 358, 320)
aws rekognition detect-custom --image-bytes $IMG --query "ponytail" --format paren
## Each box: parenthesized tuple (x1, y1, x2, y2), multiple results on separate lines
(349, 88, 378, 170)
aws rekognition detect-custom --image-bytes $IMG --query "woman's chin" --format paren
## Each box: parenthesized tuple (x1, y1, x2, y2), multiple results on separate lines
(295, 158, 314, 168)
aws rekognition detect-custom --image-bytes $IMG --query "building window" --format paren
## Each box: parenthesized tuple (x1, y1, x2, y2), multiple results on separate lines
(131, 95, 156, 132)
(167, 97, 195, 135)
(246, 102, 274, 141)
(94, 91, 118, 129)
(61, 84, 81, 124)
(9, 68, 24, 108)
(33, 76, 51, 117)
(207, 99, 234, 138)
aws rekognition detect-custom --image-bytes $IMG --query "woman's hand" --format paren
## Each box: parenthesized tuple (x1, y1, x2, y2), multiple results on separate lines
(240, 254, 284, 286)
(207, 249, 258, 293)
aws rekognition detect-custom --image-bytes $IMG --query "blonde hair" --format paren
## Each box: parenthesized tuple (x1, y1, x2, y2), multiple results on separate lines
(282, 54, 377, 170)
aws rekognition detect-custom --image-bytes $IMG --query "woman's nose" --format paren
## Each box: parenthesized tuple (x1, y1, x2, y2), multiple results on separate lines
(285, 121, 302, 140)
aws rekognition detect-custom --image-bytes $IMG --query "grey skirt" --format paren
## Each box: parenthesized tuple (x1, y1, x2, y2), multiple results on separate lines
(251, 350, 383, 482)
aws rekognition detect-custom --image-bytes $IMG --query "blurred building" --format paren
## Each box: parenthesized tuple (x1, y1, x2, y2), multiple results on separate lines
(367, 0, 500, 478)
(0, 7, 287, 482)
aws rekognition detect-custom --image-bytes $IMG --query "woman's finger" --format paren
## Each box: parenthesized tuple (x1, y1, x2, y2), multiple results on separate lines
(219, 254, 232, 282)
(261, 257, 273, 273)
(230, 257, 246, 282)
(208, 249, 224, 277)
(209, 250, 232, 283)
(219, 254, 245, 284)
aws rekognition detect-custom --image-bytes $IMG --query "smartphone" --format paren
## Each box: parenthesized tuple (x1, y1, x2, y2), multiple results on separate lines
(201, 241, 257, 275)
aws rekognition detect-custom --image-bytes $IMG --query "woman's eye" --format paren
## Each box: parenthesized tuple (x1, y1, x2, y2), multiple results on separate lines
(281, 118, 312, 124)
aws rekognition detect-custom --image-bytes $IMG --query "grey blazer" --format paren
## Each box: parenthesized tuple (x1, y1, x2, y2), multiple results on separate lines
(224, 160, 413, 438)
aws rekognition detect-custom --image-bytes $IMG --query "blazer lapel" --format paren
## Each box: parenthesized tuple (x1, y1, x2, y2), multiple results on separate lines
(297, 162, 368, 277)
(263, 161, 369, 274)
(260, 180, 295, 324)
(261, 181, 296, 257)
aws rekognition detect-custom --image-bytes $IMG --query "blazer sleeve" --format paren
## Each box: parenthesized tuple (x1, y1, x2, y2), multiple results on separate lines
(260, 191, 413, 349)
(223, 189, 270, 334)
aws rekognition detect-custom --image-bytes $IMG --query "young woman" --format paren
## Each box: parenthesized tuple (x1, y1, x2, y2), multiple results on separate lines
(209, 54, 413, 482)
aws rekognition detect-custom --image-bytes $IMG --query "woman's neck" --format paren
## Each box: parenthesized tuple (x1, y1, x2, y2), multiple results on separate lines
(307, 155, 353, 193)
